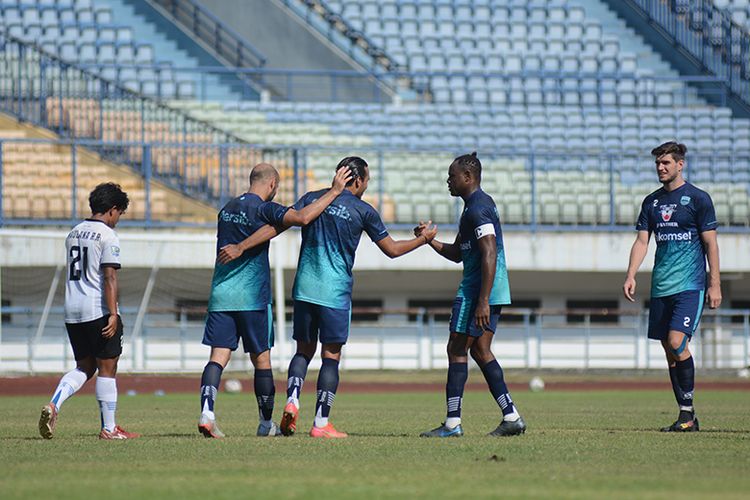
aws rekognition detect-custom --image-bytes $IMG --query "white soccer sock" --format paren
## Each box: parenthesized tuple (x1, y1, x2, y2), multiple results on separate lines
(287, 396, 300, 408)
(444, 417, 461, 429)
(96, 377, 118, 432)
(503, 409, 521, 422)
(50, 368, 87, 410)
(313, 406, 328, 428)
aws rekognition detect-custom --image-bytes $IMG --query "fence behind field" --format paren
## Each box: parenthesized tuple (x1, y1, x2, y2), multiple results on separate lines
(1, 306, 747, 374)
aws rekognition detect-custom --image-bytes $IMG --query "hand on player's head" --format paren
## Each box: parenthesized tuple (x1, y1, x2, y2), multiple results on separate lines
(332, 166, 353, 193)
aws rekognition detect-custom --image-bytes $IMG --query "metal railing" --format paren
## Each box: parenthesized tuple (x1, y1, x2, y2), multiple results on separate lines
(71, 64, 735, 106)
(283, 0, 403, 74)
(150, 0, 266, 69)
(0, 34, 290, 209)
(1, 137, 749, 230)
(626, 0, 750, 108)
(1, 307, 748, 373)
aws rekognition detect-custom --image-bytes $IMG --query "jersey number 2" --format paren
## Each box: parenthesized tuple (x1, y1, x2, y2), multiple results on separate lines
(69, 246, 89, 281)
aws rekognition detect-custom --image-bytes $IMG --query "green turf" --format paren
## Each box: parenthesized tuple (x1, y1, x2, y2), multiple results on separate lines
(1, 389, 749, 499)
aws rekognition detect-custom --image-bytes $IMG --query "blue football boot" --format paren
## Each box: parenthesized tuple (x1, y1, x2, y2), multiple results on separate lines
(420, 423, 464, 437)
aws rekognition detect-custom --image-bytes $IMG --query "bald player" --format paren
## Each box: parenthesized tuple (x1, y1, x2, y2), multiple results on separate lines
(198, 163, 351, 438)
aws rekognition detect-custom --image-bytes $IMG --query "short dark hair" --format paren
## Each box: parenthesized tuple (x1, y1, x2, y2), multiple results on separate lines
(452, 151, 482, 180)
(336, 156, 368, 187)
(651, 142, 687, 162)
(89, 182, 129, 214)
(248, 163, 279, 186)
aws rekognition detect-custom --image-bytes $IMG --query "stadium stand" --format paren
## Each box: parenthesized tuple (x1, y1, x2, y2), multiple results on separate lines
(0, 0, 255, 100)
(719, 0, 750, 30)
(0, 112, 216, 222)
(1, 0, 749, 228)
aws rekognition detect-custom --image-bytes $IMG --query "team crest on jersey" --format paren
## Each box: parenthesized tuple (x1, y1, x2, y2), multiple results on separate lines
(680, 196, 691, 206)
(659, 204, 677, 222)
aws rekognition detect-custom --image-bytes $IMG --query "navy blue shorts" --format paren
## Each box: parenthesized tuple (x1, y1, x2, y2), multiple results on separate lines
(293, 300, 351, 345)
(202, 306, 274, 354)
(449, 297, 503, 337)
(648, 290, 705, 340)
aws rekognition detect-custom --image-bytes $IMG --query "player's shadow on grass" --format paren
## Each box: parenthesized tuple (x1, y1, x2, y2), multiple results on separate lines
(150, 432, 196, 438)
(698, 429, 750, 434)
(346, 431, 412, 438)
(599, 427, 750, 434)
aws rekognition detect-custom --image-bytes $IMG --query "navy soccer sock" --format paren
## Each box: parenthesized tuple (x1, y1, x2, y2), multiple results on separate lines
(314, 358, 340, 427)
(480, 359, 519, 420)
(200, 361, 223, 418)
(445, 362, 468, 428)
(254, 369, 275, 423)
(668, 366, 683, 408)
(674, 356, 695, 412)
(286, 353, 311, 406)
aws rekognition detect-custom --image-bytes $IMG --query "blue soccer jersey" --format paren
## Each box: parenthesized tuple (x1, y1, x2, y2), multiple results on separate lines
(636, 182, 718, 298)
(456, 189, 511, 305)
(292, 189, 389, 309)
(208, 193, 289, 312)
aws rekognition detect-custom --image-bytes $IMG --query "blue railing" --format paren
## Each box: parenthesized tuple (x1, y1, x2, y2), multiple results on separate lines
(1, 137, 749, 231)
(75, 63, 732, 106)
(0, 33, 285, 209)
(151, 0, 266, 69)
(625, 0, 750, 107)
(283, 0, 402, 74)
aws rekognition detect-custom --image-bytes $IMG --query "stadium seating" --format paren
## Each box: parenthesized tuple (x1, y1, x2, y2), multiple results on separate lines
(166, 98, 750, 226)
(0, 0, 240, 100)
(705, 0, 750, 34)
(1, 111, 252, 223)
(2, 0, 749, 227)
(321, 0, 699, 106)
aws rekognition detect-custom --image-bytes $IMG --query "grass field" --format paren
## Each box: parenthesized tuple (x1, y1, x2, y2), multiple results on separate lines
(1, 387, 749, 499)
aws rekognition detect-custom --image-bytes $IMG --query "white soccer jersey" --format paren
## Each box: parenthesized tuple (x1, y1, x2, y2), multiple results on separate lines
(64, 219, 121, 323)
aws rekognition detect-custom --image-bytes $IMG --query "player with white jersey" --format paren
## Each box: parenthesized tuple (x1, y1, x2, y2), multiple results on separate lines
(38, 183, 139, 440)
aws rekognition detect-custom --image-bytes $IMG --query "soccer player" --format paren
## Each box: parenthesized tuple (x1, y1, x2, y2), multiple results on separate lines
(623, 142, 721, 432)
(38, 183, 139, 440)
(198, 163, 352, 438)
(220, 156, 436, 438)
(418, 152, 526, 438)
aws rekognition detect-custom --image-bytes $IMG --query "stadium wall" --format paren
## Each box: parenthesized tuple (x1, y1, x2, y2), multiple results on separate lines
(2, 228, 749, 309)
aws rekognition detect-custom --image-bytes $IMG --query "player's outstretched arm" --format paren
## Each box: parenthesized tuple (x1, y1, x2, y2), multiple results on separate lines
(415, 222, 461, 263)
(622, 230, 650, 302)
(376, 222, 437, 258)
(101, 266, 119, 338)
(281, 167, 352, 227)
(217, 224, 281, 265)
(474, 235, 497, 330)
(700, 230, 722, 309)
